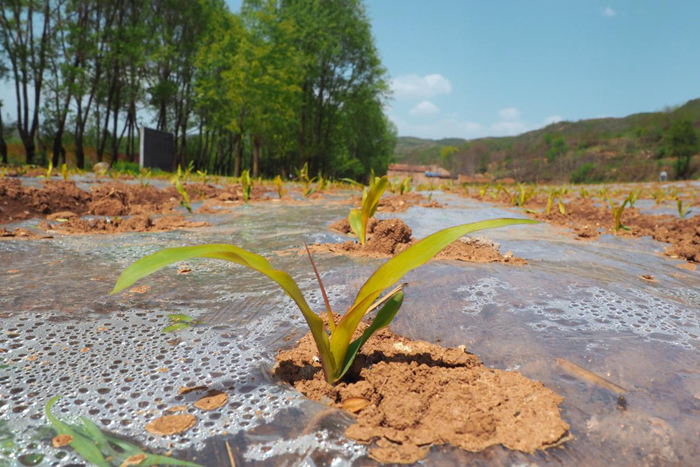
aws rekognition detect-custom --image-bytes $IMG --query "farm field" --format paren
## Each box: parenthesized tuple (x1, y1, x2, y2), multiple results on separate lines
(1, 172, 699, 466)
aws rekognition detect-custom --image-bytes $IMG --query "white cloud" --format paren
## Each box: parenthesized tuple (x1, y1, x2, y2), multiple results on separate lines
(602, 7, 616, 17)
(543, 115, 564, 125)
(390, 74, 452, 101)
(490, 120, 528, 136)
(409, 100, 440, 117)
(498, 107, 521, 121)
(390, 114, 484, 140)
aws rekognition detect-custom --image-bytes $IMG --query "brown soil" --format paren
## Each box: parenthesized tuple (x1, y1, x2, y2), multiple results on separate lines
(322, 218, 525, 264)
(0, 227, 53, 240)
(144, 414, 196, 436)
(344, 193, 444, 214)
(275, 322, 569, 464)
(469, 192, 700, 263)
(0, 178, 275, 225)
(39, 214, 210, 235)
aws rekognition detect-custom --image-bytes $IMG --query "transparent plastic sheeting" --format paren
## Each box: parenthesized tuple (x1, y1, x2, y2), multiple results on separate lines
(1, 191, 699, 466)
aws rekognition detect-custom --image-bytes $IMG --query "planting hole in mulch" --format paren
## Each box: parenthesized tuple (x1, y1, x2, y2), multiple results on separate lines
(318, 218, 526, 264)
(275, 322, 570, 464)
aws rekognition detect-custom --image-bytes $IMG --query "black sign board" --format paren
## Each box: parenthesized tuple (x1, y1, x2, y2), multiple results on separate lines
(139, 127, 175, 172)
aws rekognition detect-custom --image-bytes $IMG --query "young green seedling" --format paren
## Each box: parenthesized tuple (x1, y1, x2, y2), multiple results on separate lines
(545, 189, 566, 215)
(61, 163, 69, 181)
(608, 197, 630, 231)
(111, 218, 537, 385)
(45, 397, 202, 467)
(240, 169, 252, 202)
(348, 173, 389, 245)
(677, 199, 692, 219)
(163, 314, 205, 333)
(174, 178, 192, 213)
(274, 175, 287, 199)
(41, 162, 53, 179)
(197, 170, 209, 185)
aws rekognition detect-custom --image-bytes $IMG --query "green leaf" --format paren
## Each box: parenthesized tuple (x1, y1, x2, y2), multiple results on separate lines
(330, 218, 538, 371)
(348, 209, 362, 240)
(45, 397, 111, 467)
(168, 314, 195, 322)
(163, 323, 192, 333)
(111, 245, 335, 382)
(337, 290, 403, 380)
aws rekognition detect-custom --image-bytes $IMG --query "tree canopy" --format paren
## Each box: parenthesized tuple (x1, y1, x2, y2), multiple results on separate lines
(0, 0, 395, 179)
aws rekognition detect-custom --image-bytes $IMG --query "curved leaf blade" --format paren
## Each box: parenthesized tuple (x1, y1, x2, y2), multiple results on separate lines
(337, 290, 403, 380)
(331, 218, 538, 368)
(111, 245, 335, 381)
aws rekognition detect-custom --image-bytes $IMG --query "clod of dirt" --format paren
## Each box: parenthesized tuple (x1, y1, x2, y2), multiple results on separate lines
(275, 323, 569, 464)
(46, 211, 78, 221)
(178, 385, 208, 395)
(40, 214, 210, 235)
(194, 392, 228, 411)
(144, 414, 196, 436)
(120, 453, 147, 467)
(0, 227, 52, 240)
(319, 218, 525, 264)
(51, 434, 73, 447)
(639, 274, 658, 282)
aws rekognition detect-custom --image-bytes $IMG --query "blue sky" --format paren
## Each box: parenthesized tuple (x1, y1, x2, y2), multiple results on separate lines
(2, 1, 698, 142)
(226, 0, 700, 140)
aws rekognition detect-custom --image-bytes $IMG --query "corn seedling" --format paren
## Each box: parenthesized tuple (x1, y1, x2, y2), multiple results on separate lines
(316, 174, 329, 192)
(478, 183, 491, 198)
(16, 165, 27, 176)
(400, 177, 412, 195)
(348, 173, 388, 245)
(163, 314, 204, 333)
(112, 218, 536, 385)
(579, 186, 590, 199)
(61, 163, 69, 181)
(40, 161, 53, 179)
(627, 189, 641, 207)
(197, 170, 209, 185)
(240, 169, 252, 202)
(608, 197, 630, 231)
(678, 199, 692, 219)
(274, 175, 287, 199)
(516, 184, 535, 206)
(184, 160, 195, 181)
(45, 397, 201, 467)
(545, 189, 566, 215)
(109, 169, 121, 181)
(0, 167, 8, 178)
(139, 169, 152, 187)
(174, 178, 191, 213)
(652, 189, 666, 204)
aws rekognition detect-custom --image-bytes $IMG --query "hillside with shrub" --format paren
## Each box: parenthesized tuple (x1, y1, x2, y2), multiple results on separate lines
(394, 98, 700, 182)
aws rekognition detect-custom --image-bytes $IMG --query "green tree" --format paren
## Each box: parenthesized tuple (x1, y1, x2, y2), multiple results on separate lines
(666, 119, 698, 179)
(439, 145, 459, 172)
(0, 0, 54, 164)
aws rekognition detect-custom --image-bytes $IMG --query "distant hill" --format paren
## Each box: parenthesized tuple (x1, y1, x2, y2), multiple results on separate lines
(393, 98, 700, 182)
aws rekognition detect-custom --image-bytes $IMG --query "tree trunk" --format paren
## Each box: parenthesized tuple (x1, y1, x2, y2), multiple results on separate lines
(252, 136, 261, 178)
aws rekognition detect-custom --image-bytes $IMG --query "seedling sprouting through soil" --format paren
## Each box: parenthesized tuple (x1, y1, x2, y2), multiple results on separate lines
(162, 314, 205, 333)
(274, 175, 287, 199)
(677, 199, 692, 219)
(112, 218, 537, 385)
(348, 172, 388, 245)
(174, 178, 192, 213)
(61, 163, 69, 181)
(45, 397, 202, 467)
(608, 197, 630, 231)
(240, 169, 252, 202)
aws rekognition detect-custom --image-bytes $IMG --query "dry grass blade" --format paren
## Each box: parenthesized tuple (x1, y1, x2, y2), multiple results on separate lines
(304, 241, 335, 331)
(225, 441, 236, 467)
(556, 358, 627, 395)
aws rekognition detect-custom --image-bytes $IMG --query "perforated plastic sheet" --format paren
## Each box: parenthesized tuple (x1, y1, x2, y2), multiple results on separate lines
(1, 189, 699, 466)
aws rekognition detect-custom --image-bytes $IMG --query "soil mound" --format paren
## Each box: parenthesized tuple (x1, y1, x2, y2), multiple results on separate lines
(319, 218, 525, 264)
(0, 227, 52, 240)
(39, 214, 210, 235)
(275, 323, 569, 463)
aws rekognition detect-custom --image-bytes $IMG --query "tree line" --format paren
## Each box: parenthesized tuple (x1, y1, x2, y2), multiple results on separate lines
(0, 0, 396, 179)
